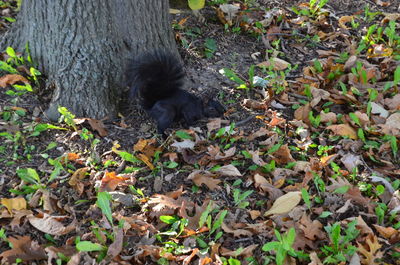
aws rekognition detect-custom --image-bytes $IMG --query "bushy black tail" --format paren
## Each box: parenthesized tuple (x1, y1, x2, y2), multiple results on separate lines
(126, 50, 185, 110)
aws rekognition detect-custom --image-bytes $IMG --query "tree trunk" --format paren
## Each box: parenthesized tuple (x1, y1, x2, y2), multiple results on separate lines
(1, 0, 177, 121)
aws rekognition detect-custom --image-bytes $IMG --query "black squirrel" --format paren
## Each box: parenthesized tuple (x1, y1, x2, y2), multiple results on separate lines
(126, 50, 225, 135)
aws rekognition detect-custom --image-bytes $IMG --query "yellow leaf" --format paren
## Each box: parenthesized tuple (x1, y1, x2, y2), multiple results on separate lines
(264, 191, 302, 216)
(326, 124, 358, 139)
(1, 197, 27, 213)
(137, 153, 154, 170)
(188, 0, 205, 10)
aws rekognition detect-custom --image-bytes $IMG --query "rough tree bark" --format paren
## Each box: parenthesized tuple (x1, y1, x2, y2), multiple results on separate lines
(1, 0, 178, 121)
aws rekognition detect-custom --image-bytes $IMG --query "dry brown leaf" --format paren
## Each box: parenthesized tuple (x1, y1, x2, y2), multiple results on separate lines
(137, 153, 155, 170)
(357, 234, 383, 265)
(27, 213, 76, 236)
(0, 74, 29, 88)
(294, 103, 311, 123)
(320, 111, 337, 123)
(381, 112, 400, 136)
(208, 146, 236, 160)
(69, 167, 89, 185)
(220, 244, 258, 258)
(264, 191, 302, 216)
(214, 164, 242, 177)
(221, 222, 253, 237)
(257, 57, 290, 71)
(381, 12, 400, 24)
(133, 138, 148, 152)
(87, 118, 108, 137)
(106, 228, 124, 259)
(299, 214, 325, 240)
(326, 124, 358, 139)
(207, 118, 222, 133)
(187, 170, 221, 190)
(0, 236, 47, 263)
(385, 94, 400, 110)
(248, 150, 267, 166)
(171, 139, 195, 152)
(310, 87, 330, 107)
(270, 144, 295, 165)
(373, 224, 398, 239)
(338, 15, 354, 29)
(243, 98, 266, 110)
(1, 197, 27, 213)
(247, 127, 269, 140)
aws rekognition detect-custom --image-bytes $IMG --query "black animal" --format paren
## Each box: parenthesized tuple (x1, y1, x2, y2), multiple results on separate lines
(126, 50, 225, 135)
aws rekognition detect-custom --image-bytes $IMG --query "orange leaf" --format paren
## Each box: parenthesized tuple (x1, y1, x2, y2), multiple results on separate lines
(99, 171, 126, 192)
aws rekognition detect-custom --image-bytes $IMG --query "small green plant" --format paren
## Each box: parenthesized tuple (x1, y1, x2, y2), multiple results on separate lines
(262, 227, 301, 265)
(58, 106, 77, 131)
(363, 4, 381, 22)
(292, 0, 329, 19)
(233, 189, 253, 208)
(308, 111, 321, 128)
(9, 168, 46, 195)
(321, 220, 359, 264)
(204, 38, 217, 58)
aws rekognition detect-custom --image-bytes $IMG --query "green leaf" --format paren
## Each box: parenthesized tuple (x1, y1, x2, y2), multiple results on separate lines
(117, 151, 141, 164)
(210, 209, 227, 234)
(219, 68, 246, 86)
(262, 241, 281, 252)
(301, 188, 311, 209)
(188, 0, 205, 10)
(96, 192, 113, 224)
(76, 241, 105, 252)
(6, 46, 16, 58)
(16, 168, 41, 184)
(160, 215, 178, 224)
(0, 61, 18, 74)
(319, 211, 332, 218)
(334, 185, 350, 194)
(394, 66, 400, 86)
(175, 130, 193, 140)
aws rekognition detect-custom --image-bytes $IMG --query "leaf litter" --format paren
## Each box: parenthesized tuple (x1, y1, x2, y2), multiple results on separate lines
(1, 0, 400, 264)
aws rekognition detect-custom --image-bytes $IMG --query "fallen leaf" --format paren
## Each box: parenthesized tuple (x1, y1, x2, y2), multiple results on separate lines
(0, 236, 47, 263)
(264, 191, 302, 216)
(106, 228, 124, 259)
(137, 153, 155, 170)
(187, 170, 221, 190)
(1, 197, 27, 214)
(357, 234, 383, 265)
(87, 118, 108, 136)
(171, 139, 195, 152)
(326, 124, 358, 139)
(28, 213, 76, 236)
(338, 15, 354, 29)
(270, 144, 295, 165)
(220, 244, 258, 258)
(381, 112, 400, 136)
(299, 214, 325, 240)
(373, 224, 398, 239)
(257, 57, 290, 71)
(0, 74, 29, 88)
(99, 171, 127, 192)
(221, 222, 253, 237)
(214, 164, 242, 177)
